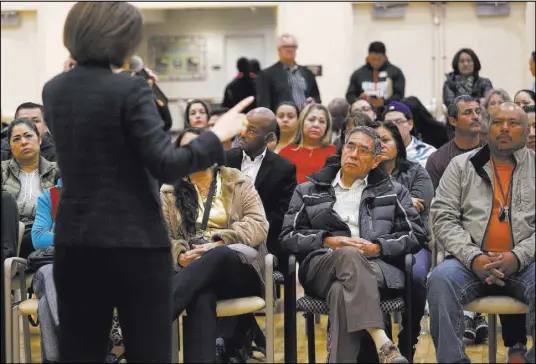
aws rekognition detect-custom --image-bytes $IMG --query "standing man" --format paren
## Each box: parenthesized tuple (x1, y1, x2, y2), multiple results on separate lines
(346, 41, 405, 113)
(256, 34, 321, 112)
(428, 102, 534, 363)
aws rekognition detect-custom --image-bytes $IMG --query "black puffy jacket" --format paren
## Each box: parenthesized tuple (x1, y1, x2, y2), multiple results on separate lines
(279, 164, 426, 291)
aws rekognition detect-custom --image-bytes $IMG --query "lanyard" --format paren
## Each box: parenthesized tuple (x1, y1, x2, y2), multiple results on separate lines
(490, 158, 514, 223)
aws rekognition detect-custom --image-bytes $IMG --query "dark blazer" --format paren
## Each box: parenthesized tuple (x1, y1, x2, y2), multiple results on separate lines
(42, 64, 225, 249)
(225, 148, 297, 256)
(256, 61, 321, 112)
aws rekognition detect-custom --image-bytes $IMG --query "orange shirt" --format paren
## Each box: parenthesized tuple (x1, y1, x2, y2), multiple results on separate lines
(483, 161, 514, 253)
(279, 145, 337, 183)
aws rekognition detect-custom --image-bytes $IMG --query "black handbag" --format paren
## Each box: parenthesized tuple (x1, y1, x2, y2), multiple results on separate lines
(27, 246, 55, 272)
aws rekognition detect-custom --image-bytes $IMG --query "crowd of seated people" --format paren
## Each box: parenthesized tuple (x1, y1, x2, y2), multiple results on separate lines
(1, 32, 535, 364)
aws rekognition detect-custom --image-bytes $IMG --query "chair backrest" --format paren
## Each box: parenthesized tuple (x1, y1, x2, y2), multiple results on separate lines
(17, 222, 24, 257)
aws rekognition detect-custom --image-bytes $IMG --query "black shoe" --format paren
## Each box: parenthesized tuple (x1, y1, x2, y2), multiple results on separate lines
(463, 315, 476, 341)
(474, 314, 488, 344)
(215, 338, 226, 364)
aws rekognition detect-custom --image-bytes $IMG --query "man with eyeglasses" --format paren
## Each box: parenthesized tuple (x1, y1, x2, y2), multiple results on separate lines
(280, 126, 426, 363)
(383, 101, 436, 168)
(428, 102, 535, 363)
(256, 34, 321, 112)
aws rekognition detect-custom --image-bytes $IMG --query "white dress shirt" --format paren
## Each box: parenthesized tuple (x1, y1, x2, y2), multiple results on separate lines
(241, 148, 267, 182)
(331, 170, 367, 238)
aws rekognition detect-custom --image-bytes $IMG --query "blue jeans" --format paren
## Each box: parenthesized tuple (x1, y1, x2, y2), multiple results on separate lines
(398, 248, 431, 359)
(428, 257, 535, 363)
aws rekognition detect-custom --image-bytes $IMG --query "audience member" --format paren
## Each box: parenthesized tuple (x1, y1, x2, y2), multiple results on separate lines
(481, 88, 511, 143)
(41, 2, 251, 361)
(1, 118, 58, 259)
(350, 98, 377, 121)
(346, 41, 406, 111)
(1, 191, 19, 259)
(279, 103, 336, 183)
(401, 96, 449, 149)
(524, 105, 535, 151)
(222, 57, 257, 113)
(428, 102, 535, 363)
(327, 97, 349, 139)
(370, 122, 433, 360)
(162, 128, 268, 363)
(225, 107, 297, 258)
(383, 101, 436, 167)
(514, 89, 536, 108)
(274, 101, 300, 153)
(280, 126, 426, 363)
(184, 99, 211, 129)
(249, 59, 261, 75)
(328, 112, 374, 163)
(426, 95, 485, 190)
(256, 33, 321, 112)
(1, 102, 56, 162)
(443, 48, 493, 108)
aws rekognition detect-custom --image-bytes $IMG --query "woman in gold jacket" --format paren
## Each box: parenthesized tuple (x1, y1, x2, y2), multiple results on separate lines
(160, 127, 269, 363)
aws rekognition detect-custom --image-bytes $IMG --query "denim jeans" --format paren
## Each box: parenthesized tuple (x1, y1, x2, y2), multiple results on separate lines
(398, 248, 431, 360)
(428, 257, 535, 363)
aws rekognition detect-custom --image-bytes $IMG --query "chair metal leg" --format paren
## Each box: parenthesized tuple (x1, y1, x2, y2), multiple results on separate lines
(22, 313, 31, 363)
(265, 254, 275, 364)
(171, 319, 179, 364)
(12, 305, 20, 364)
(285, 254, 297, 363)
(305, 313, 316, 364)
(405, 254, 414, 363)
(488, 314, 497, 364)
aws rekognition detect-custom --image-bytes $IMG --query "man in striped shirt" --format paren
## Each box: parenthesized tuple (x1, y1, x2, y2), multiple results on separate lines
(256, 34, 321, 112)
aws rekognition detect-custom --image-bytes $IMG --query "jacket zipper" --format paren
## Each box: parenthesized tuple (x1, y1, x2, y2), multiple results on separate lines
(480, 174, 494, 251)
(507, 164, 517, 247)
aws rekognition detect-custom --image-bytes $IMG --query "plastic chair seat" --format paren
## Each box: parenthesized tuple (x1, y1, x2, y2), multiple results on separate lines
(18, 298, 38, 316)
(464, 296, 529, 314)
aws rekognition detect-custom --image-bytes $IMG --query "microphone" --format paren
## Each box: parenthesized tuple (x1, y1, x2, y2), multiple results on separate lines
(129, 56, 168, 104)
(129, 55, 172, 132)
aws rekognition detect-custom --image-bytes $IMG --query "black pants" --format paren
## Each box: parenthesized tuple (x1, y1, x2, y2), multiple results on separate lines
(1, 192, 19, 259)
(19, 227, 34, 260)
(172, 246, 261, 363)
(501, 314, 527, 347)
(54, 246, 172, 363)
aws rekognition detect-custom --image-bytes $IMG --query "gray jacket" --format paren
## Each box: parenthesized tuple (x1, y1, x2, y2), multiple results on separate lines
(431, 145, 535, 271)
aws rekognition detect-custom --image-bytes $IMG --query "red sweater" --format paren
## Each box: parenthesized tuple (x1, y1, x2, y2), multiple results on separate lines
(279, 145, 337, 183)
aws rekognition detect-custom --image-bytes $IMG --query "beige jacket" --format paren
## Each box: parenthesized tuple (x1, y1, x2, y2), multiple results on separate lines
(431, 146, 535, 271)
(160, 166, 269, 287)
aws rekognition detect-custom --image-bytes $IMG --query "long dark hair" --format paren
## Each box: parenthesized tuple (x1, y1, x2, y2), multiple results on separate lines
(514, 89, 536, 103)
(451, 48, 482, 78)
(172, 128, 212, 235)
(372, 122, 411, 173)
(184, 100, 211, 128)
(401, 96, 449, 148)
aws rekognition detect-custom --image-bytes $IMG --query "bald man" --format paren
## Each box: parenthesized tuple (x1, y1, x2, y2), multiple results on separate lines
(225, 107, 297, 256)
(328, 97, 349, 135)
(428, 102, 535, 363)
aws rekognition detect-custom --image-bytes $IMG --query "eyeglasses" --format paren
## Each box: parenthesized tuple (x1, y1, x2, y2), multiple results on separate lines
(344, 144, 373, 156)
(353, 106, 373, 113)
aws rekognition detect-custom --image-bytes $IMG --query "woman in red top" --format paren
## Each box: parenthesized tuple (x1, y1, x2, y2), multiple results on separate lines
(279, 103, 336, 183)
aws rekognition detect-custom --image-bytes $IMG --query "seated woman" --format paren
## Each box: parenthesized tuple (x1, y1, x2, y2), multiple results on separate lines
(279, 103, 336, 183)
(184, 99, 211, 129)
(481, 89, 511, 143)
(274, 101, 300, 153)
(1, 118, 58, 259)
(350, 98, 377, 121)
(161, 128, 269, 363)
(370, 121, 434, 360)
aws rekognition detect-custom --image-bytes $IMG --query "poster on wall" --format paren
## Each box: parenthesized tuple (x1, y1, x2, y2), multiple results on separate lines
(148, 35, 207, 81)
